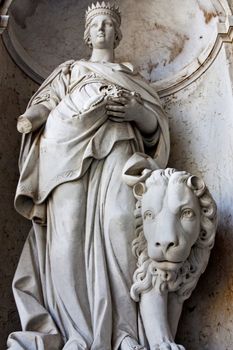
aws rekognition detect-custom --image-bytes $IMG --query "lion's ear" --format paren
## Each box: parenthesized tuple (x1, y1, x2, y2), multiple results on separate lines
(187, 175, 206, 196)
(133, 182, 146, 200)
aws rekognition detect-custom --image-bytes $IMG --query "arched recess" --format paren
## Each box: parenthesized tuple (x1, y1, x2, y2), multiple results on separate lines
(1, 0, 233, 97)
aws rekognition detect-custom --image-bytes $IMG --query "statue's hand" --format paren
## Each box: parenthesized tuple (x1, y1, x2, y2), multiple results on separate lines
(155, 341, 185, 350)
(105, 90, 143, 123)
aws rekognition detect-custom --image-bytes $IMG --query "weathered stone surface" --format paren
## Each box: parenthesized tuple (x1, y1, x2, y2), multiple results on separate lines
(163, 44, 233, 350)
(0, 2, 233, 349)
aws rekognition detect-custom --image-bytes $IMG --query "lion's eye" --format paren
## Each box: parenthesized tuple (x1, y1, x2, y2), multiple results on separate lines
(181, 208, 195, 219)
(143, 210, 154, 220)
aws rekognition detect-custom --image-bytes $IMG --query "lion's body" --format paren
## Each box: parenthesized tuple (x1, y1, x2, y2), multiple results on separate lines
(130, 168, 217, 350)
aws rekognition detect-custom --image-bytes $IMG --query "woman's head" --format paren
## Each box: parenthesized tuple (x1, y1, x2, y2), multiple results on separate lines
(84, 2, 122, 49)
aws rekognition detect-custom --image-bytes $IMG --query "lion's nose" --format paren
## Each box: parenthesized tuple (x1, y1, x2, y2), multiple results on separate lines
(155, 240, 177, 252)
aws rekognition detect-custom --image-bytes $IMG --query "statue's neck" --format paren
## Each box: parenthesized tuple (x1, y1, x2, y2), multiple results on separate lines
(90, 49, 115, 63)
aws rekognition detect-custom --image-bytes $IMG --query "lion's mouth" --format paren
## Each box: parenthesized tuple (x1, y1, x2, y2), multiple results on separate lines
(154, 260, 183, 271)
(157, 260, 182, 264)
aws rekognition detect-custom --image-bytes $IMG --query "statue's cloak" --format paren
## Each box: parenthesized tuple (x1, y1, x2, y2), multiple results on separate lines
(15, 60, 170, 223)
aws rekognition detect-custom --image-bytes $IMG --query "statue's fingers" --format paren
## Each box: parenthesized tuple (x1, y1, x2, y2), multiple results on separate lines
(106, 104, 125, 112)
(118, 90, 131, 99)
(108, 117, 125, 122)
(108, 97, 128, 105)
(107, 111, 125, 117)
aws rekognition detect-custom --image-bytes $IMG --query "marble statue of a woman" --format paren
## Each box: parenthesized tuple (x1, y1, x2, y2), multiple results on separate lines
(7, 3, 170, 350)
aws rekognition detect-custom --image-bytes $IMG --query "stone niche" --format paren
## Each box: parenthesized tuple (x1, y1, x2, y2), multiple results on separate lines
(1, 0, 233, 349)
(4, 0, 231, 93)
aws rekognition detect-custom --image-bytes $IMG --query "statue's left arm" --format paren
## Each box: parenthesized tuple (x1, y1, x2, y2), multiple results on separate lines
(76, 60, 170, 167)
(106, 90, 158, 134)
(106, 89, 169, 168)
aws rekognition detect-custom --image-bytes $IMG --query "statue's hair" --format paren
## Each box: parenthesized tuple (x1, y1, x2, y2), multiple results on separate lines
(84, 15, 122, 49)
(130, 168, 217, 303)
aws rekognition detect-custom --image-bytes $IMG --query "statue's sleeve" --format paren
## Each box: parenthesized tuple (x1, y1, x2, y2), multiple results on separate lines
(121, 71, 170, 168)
(28, 60, 74, 111)
(140, 104, 161, 148)
(141, 99, 170, 169)
(18, 60, 74, 173)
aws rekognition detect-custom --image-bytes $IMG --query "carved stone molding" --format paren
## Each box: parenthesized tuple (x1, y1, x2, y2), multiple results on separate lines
(0, 0, 13, 34)
(153, 0, 233, 96)
(155, 14, 233, 97)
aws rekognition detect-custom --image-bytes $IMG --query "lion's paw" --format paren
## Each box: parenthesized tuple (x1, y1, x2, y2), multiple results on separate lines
(156, 341, 185, 350)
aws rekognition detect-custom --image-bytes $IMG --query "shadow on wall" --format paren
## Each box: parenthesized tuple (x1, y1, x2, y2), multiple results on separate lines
(0, 39, 37, 347)
(10, 0, 38, 29)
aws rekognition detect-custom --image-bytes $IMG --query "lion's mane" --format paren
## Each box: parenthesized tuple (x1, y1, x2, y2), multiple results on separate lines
(130, 168, 217, 303)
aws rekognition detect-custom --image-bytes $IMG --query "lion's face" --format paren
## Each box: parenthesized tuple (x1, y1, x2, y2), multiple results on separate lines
(141, 180, 201, 272)
(130, 169, 217, 301)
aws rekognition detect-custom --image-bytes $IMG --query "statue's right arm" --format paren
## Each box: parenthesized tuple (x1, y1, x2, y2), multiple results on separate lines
(17, 104, 50, 134)
(17, 60, 75, 134)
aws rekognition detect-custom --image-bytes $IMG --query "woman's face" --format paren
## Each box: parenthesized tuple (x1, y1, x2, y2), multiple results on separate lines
(89, 14, 115, 50)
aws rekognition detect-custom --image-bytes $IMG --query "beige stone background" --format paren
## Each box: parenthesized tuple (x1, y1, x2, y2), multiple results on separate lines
(1, 1, 233, 349)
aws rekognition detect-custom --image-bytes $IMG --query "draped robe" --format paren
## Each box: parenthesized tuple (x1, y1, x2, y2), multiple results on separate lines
(7, 60, 170, 350)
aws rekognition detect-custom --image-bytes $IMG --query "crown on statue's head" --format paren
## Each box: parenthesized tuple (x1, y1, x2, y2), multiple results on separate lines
(85, 2, 121, 27)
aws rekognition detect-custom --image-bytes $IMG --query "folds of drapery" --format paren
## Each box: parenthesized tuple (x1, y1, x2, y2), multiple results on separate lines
(8, 60, 170, 350)
(15, 60, 170, 224)
(8, 142, 145, 350)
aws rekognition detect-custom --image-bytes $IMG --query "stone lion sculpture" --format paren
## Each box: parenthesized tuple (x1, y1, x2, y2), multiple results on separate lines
(130, 168, 217, 350)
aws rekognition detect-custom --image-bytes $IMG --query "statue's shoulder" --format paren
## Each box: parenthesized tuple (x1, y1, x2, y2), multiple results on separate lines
(40, 60, 75, 87)
(55, 59, 76, 75)
(28, 60, 75, 107)
(46, 59, 76, 85)
(70, 59, 94, 79)
(120, 62, 141, 76)
(47, 59, 76, 80)
(120, 62, 149, 84)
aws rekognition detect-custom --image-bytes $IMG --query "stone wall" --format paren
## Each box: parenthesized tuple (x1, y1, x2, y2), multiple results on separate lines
(0, 38, 38, 346)
(164, 43, 233, 349)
